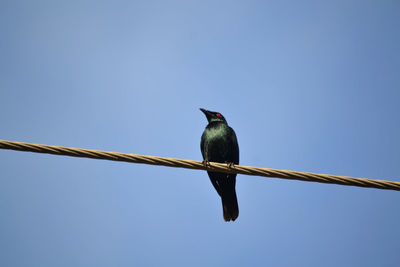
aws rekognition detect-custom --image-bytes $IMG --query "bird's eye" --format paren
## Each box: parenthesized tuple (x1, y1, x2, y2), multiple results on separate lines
(216, 113, 221, 117)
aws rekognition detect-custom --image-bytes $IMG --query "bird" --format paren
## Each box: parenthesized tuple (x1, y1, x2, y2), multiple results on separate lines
(200, 108, 239, 222)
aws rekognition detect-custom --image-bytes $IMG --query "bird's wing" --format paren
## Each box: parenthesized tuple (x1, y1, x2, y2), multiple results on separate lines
(200, 132, 206, 159)
(207, 171, 222, 197)
(230, 128, 240, 164)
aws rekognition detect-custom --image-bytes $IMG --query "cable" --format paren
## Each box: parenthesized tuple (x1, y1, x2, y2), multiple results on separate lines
(0, 139, 399, 191)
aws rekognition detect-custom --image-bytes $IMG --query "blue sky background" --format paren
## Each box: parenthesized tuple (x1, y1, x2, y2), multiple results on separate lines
(1, 1, 399, 266)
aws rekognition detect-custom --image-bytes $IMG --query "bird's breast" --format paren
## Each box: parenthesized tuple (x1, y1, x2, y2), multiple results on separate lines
(202, 124, 237, 163)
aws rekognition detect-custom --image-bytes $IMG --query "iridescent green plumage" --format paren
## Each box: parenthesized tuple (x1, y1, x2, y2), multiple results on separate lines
(200, 108, 239, 222)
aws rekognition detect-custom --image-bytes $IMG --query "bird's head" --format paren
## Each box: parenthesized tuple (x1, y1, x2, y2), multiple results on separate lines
(200, 108, 227, 124)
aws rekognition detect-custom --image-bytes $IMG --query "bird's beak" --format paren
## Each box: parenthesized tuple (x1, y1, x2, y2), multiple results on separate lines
(200, 108, 212, 121)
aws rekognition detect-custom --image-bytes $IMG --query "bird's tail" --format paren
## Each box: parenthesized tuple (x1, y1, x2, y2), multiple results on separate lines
(221, 190, 239, 222)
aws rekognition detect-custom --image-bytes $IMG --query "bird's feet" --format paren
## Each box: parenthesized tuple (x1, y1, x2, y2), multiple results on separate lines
(226, 162, 235, 169)
(202, 159, 211, 168)
(225, 162, 235, 179)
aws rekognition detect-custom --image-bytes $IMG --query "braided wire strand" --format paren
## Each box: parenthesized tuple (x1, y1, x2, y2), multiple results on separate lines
(0, 139, 399, 191)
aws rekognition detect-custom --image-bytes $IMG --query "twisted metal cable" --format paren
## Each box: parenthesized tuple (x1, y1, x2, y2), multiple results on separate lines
(0, 139, 399, 191)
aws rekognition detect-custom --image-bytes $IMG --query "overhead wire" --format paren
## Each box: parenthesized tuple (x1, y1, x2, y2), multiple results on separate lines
(0, 139, 399, 191)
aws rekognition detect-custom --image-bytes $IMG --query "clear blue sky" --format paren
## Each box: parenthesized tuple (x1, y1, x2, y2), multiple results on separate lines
(1, 1, 399, 266)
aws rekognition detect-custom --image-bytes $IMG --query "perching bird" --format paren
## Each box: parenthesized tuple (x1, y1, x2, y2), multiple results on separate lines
(200, 108, 239, 222)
